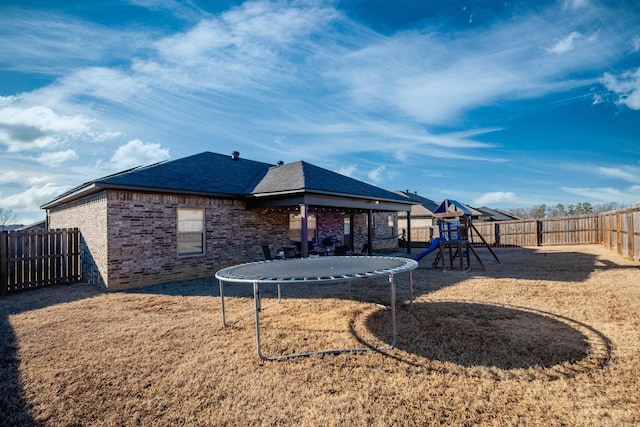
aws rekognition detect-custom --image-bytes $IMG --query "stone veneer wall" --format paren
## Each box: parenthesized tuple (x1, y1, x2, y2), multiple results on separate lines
(105, 190, 290, 290)
(47, 192, 109, 287)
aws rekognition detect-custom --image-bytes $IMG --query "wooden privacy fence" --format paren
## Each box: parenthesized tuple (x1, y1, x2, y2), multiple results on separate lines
(408, 209, 638, 262)
(599, 206, 640, 262)
(0, 228, 81, 296)
(468, 216, 600, 247)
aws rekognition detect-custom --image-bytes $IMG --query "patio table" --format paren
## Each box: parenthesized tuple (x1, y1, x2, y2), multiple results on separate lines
(215, 256, 418, 360)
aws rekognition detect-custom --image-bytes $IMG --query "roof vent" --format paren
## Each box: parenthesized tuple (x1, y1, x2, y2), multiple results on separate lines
(277, 160, 284, 166)
(231, 151, 240, 160)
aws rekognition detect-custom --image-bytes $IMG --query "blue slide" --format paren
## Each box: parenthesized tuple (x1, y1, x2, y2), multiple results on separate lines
(413, 238, 443, 261)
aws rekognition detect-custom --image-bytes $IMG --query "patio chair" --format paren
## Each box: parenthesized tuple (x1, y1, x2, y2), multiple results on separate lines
(354, 243, 369, 256)
(262, 245, 283, 261)
(333, 245, 348, 256)
(282, 246, 299, 259)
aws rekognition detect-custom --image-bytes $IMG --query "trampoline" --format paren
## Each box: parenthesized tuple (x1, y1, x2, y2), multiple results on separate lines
(215, 256, 418, 361)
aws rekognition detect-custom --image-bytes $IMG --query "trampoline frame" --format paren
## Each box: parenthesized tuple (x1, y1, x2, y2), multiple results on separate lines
(215, 256, 417, 361)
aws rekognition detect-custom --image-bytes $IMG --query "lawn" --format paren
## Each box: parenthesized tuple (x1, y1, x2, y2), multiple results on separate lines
(1, 245, 639, 426)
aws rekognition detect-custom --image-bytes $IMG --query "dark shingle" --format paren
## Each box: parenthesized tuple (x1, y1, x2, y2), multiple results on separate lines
(253, 161, 409, 202)
(43, 151, 413, 208)
(100, 152, 272, 196)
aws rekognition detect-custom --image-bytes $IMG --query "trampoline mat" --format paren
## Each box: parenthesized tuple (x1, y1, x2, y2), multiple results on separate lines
(216, 256, 417, 283)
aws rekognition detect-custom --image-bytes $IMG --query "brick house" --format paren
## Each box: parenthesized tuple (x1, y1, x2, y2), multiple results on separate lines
(42, 151, 414, 290)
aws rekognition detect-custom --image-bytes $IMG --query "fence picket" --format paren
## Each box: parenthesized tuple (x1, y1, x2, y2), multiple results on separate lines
(0, 233, 7, 296)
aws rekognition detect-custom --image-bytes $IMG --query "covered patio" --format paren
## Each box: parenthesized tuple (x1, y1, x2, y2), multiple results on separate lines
(247, 161, 416, 257)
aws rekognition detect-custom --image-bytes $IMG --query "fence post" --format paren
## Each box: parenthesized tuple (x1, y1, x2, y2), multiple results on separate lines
(494, 223, 500, 246)
(0, 232, 7, 296)
(616, 212, 622, 255)
(536, 220, 543, 246)
(61, 229, 68, 284)
(627, 213, 634, 260)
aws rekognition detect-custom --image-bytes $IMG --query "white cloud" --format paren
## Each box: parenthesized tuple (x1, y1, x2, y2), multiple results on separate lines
(111, 139, 170, 169)
(144, 2, 338, 92)
(36, 150, 78, 166)
(0, 10, 148, 76)
(2, 183, 68, 211)
(57, 67, 149, 104)
(632, 35, 640, 53)
(597, 166, 640, 183)
(561, 186, 640, 204)
(0, 171, 21, 184)
(0, 170, 51, 185)
(367, 165, 386, 183)
(602, 68, 640, 110)
(547, 31, 582, 55)
(338, 164, 357, 177)
(473, 192, 517, 206)
(0, 104, 99, 152)
(562, 0, 590, 10)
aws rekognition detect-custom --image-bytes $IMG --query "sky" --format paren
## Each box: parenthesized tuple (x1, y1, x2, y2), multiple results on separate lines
(1, 0, 639, 224)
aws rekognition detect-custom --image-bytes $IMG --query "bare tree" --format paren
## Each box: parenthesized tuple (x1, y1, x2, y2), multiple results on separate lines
(0, 208, 16, 231)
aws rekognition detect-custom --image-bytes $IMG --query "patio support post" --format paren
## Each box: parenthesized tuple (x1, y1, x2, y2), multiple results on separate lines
(367, 209, 373, 255)
(406, 209, 412, 254)
(300, 204, 309, 258)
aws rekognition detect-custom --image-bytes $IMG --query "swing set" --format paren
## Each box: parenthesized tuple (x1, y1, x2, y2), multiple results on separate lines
(431, 199, 500, 271)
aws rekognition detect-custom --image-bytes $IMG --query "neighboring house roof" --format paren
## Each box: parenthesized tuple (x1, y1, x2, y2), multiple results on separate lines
(474, 206, 520, 221)
(16, 220, 46, 231)
(42, 151, 413, 211)
(394, 190, 439, 214)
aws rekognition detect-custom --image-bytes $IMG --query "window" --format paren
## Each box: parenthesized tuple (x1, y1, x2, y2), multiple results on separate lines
(178, 209, 204, 256)
(288, 213, 317, 242)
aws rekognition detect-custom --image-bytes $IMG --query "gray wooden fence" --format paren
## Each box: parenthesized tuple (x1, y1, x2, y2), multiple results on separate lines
(0, 228, 81, 296)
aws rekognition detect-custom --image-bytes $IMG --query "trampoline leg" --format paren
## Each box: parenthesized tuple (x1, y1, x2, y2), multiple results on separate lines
(277, 283, 281, 303)
(389, 274, 397, 348)
(409, 270, 414, 313)
(254, 281, 266, 360)
(219, 279, 226, 327)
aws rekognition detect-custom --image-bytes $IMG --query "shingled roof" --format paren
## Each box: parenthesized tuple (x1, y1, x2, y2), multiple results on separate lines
(97, 152, 272, 196)
(253, 161, 408, 202)
(42, 151, 412, 210)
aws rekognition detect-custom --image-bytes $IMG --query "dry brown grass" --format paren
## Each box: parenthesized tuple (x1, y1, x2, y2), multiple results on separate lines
(1, 245, 639, 426)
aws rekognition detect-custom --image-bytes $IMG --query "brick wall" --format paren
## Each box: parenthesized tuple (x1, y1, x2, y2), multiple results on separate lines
(48, 192, 109, 286)
(47, 189, 402, 289)
(105, 191, 290, 289)
(351, 212, 399, 252)
(49, 190, 290, 290)
(315, 210, 345, 247)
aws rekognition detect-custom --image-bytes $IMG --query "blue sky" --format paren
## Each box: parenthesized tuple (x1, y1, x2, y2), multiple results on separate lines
(1, 0, 639, 223)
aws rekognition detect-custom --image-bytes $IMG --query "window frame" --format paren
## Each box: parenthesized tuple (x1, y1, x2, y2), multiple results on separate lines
(177, 208, 205, 257)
